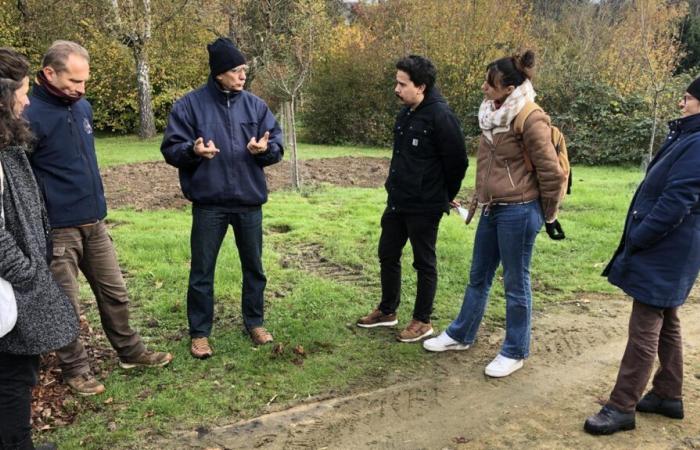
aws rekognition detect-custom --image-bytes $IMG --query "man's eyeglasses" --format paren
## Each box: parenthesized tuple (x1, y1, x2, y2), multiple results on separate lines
(230, 65, 249, 74)
(682, 94, 696, 106)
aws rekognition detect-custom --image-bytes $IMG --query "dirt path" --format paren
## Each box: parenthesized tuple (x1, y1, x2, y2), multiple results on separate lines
(166, 295, 700, 450)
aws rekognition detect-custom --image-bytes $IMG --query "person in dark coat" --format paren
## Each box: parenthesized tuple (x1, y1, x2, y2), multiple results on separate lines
(161, 38, 283, 357)
(25, 41, 172, 397)
(584, 77, 700, 435)
(0, 47, 78, 450)
(356, 55, 468, 343)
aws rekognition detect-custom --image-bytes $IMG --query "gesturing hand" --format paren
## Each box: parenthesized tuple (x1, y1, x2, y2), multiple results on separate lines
(247, 131, 270, 154)
(545, 219, 566, 240)
(193, 137, 219, 159)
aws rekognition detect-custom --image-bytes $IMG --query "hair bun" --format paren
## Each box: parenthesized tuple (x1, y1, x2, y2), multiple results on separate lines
(517, 50, 535, 70)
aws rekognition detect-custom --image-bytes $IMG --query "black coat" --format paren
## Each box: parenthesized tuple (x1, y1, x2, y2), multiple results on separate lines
(603, 113, 700, 308)
(385, 88, 468, 213)
(0, 146, 78, 355)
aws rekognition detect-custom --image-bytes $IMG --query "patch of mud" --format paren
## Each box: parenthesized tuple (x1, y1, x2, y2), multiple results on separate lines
(279, 242, 377, 289)
(101, 157, 389, 211)
(160, 296, 700, 450)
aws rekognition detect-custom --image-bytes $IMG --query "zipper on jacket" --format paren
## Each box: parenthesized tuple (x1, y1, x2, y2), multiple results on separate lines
(71, 105, 101, 219)
(505, 159, 516, 189)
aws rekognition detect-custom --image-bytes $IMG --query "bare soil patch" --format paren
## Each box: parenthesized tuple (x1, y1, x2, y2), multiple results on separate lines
(101, 157, 390, 211)
(165, 295, 700, 450)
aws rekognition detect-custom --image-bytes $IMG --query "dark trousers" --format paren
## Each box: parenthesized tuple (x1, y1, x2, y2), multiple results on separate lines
(0, 353, 38, 450)
(377, 209, 442, 323)
(51, 221, 145, 378)
(188, 206, 267, 337)
(608, 301, 683, 412)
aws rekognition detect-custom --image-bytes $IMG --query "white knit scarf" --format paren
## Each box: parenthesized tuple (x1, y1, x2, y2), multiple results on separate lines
(478, 79, 536, 143)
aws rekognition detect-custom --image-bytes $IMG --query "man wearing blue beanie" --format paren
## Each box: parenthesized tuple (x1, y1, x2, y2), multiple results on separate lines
(162, 37, 284, 358)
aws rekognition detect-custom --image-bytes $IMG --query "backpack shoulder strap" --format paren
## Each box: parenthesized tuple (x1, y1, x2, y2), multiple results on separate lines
(514, 102, 542, 173)
(513, 101, 542, 136)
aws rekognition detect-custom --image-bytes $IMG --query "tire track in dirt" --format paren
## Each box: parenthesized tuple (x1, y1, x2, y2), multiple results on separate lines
(279, 242, 379, 290)
(162, 295, 700, 450)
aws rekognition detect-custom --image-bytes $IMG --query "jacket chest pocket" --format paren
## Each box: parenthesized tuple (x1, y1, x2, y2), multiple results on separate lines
(240, 121, 260, 145)
(405, 123, 434, 156)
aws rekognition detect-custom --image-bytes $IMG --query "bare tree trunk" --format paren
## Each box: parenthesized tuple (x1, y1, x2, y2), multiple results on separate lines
(644, 90, 659, 171)
(290, 96, 300, 189)
(133, 45, 157, 139)
(282, 100, 300, 190)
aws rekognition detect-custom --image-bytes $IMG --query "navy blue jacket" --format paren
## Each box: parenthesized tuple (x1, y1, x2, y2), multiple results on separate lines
(25, 84, 107, 228)
(603, 113, 700, 308)
(386, 88, 468, 214)
(161, 77, 283, 207)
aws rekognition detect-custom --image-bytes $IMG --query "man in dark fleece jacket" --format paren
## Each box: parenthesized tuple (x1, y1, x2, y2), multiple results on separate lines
(161, 38, 283, 358)
(26, 41, 172, 397)
(357, 55, 468, 342)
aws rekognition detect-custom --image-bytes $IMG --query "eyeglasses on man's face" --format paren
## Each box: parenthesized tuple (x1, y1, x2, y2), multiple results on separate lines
(230, 65, 249, 74)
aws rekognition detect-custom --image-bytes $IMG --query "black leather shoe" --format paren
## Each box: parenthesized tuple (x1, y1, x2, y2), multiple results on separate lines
(584, 405, 636, 435)
(636, 391, 684, 419)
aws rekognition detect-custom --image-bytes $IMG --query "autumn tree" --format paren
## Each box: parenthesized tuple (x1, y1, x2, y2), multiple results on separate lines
(104, 0, 191, 138)
(262, 0, 331, 189)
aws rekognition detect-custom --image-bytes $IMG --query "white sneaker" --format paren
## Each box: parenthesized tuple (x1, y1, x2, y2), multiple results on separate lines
(484, 354, 523, 378)
(422, 331, 470, 352)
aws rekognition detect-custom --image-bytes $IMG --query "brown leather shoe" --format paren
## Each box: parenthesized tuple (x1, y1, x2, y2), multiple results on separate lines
(397, 319, 434, 343)
(65, 373, 106, 396)
(249, 327, 273, 345)
(356, 308, 398, 328)
(119, 350, 173, 369)
(190, 337, 213, 359)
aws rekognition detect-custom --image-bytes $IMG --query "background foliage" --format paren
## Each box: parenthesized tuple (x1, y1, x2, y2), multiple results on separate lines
(2, 0, 700, 164)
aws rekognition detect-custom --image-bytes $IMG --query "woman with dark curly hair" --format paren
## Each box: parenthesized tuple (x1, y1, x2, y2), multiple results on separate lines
(0, 48, 78, 450)
(423, 50, 566, 378)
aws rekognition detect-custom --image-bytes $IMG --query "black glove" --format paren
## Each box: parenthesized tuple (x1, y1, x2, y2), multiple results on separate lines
(545, 219, 565, 240)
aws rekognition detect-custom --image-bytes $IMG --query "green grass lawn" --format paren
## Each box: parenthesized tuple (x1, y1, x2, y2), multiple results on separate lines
(47, 136, 644, 449)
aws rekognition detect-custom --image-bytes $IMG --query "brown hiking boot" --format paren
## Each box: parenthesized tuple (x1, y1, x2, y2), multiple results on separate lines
(249, 327, 274, 345)
(356, 308, 398, 328)
(119, 350, 173, 369)
(397, 319, 434, 343)
(190, 337, 213, 359)
(65, 373, 106, 396)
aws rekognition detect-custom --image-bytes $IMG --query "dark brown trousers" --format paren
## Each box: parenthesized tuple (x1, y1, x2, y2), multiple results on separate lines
(50, 221, 144, 378)
(608, 301, 683, 413)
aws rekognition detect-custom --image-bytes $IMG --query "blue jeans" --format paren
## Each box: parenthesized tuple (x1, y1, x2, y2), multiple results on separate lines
(446, 201, 543, 359)
(187, 206, 266, 337)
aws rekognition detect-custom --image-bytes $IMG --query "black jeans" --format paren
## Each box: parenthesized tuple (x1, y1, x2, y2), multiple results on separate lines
(0, 353, 39, 450)
(378, 209, 442, 323)
(187, 206, 267, 337)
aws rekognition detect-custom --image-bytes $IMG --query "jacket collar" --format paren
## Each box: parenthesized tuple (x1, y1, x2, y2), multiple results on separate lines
(32, 82, 72, 107)
(411, 87, 445, 114)
(206, 76, 242, 105)
(668, 113, 700, 135)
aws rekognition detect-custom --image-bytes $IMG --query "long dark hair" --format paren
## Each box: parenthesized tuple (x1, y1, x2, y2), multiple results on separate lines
(486, 50, 536, 89)
(0, 48, 33, 148)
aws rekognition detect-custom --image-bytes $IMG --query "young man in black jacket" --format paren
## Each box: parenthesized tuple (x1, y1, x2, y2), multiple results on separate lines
(357, 55, 468, 342)
(26, 41, 172, 396)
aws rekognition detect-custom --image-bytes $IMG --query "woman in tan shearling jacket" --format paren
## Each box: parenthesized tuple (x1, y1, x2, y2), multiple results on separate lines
(423, 50, 566, 378)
